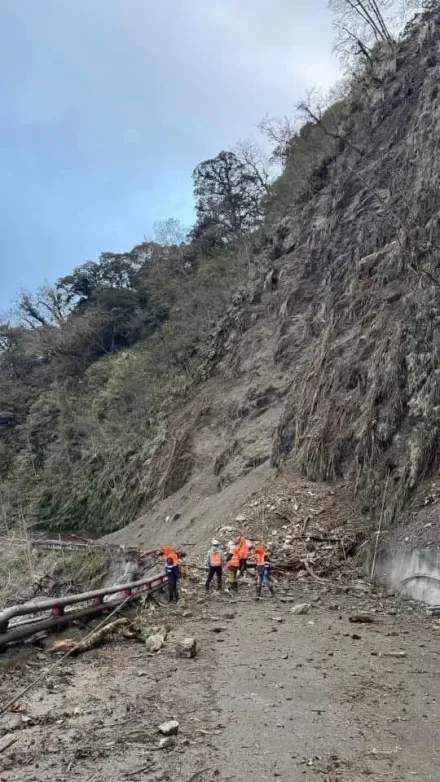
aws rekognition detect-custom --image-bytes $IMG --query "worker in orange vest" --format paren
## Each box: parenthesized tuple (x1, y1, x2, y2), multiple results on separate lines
(162, 546, 180, 602)
(225, 541, 240, 593)
(237, 535, 250, 575)
(205, 539, 224, 591)
(255, 544, 274, 598)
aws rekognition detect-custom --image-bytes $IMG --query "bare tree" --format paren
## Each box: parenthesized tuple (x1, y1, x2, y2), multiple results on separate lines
(15, 286, 69, 329)
(258, 114, 298, 163)
(153, 218, 187, 246)
(296, 88, 362, 154)
(234, 139, 273, 194)
(329, 0, 395, 67)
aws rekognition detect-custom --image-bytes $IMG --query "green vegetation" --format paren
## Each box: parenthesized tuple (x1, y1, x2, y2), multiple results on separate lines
(0, 543, 109, 606)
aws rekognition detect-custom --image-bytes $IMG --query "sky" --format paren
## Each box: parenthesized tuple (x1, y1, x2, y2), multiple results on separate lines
(0, 0, 339, 309)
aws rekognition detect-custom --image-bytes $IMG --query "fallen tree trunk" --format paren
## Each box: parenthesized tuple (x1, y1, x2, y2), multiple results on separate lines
(48, 618, 143, 655)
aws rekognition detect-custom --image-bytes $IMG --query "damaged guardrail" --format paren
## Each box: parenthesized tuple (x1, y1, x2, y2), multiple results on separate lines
(0, 573, 167, 650)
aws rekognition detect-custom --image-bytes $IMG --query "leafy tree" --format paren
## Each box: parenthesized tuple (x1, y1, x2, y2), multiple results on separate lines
(192, 149, 268, 242)
(57, 252, 141, 308)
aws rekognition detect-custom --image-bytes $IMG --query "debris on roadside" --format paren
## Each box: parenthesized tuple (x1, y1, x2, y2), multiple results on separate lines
(290, 603, 311, 615)
(371, 651, 407, 659)
(48, 618, 143, 656)
(145, 625, 167, 653)
(158, 736, 175, 749)
(349, 614, 375, 624)
(158, 720, 179, 736)
(176, 638, 197, 658)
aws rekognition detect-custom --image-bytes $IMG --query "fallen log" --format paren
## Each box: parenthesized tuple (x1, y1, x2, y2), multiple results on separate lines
(48, 618, 143, 655)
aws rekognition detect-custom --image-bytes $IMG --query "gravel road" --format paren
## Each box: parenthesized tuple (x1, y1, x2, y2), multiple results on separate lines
(1, 584, 439, 782)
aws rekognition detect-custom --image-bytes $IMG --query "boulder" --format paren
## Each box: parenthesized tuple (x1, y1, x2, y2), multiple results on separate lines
(290, 603, 311, 615)
(158, 737, 175, 749)
(145, 625, 167, 652)
(176, 637, 197, 658)
(159, 720, 179, 736)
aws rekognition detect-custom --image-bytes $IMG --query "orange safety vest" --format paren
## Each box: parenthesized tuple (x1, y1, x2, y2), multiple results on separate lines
(228, 548, 240, 569)
(210, 549, 222, 567)
(163, 547, 178, 566)
(255, 547, 266, 566)
(238, 537, 249, 559)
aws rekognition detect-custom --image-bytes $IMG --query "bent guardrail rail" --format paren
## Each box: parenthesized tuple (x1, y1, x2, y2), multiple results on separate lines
(0, 573, 167, 650)
(31, 539, 149, 554)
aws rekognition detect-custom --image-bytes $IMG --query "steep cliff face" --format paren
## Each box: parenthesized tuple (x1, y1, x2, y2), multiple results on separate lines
(269, 11, 440, 522)
(131, 9, 440, 539)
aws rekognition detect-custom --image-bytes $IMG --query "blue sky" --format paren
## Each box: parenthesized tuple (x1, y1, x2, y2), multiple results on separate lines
(0, 0, 339, 309)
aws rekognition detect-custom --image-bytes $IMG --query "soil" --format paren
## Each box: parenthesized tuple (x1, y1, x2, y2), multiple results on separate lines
(1, 581, 439, 782)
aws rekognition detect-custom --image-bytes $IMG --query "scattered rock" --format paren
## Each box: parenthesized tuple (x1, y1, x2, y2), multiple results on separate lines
(219, 525, 236, 535)
(158, 736, 175, 749)
(235, 514, 246, 523)
(176, 638, 197, 658)
(271, 616, 284, 623)
(158, 720, 179, 736)
(281, 654, 289, 660)
(173, 511, 181, 521)
(291, 603, 311, 615)
(349, 614, 375, 624)
(146, 626, 167, 653)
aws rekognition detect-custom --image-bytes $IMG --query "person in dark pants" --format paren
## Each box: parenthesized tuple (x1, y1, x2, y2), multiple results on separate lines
(255, 545, 274, 598)
(162, 546, 180, 602)
(205, 540, 223, 591)
(237, 536, 250, 576)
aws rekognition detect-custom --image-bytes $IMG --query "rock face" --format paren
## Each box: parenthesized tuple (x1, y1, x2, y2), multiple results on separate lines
(102, 9, 440, 549)
(155, 8, 440, 529)
(266, 10, 440, 521)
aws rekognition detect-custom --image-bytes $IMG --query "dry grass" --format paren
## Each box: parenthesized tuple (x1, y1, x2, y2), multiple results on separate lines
(0, 524, 109, 608)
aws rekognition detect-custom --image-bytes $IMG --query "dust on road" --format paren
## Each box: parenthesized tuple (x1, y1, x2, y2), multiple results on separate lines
(1, 585, 439, 782)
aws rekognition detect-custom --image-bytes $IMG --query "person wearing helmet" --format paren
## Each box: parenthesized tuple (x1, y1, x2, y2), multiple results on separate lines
(162, 546, 180, 602)
(205, 539, 223, 591)
(255, 544, 274, 598)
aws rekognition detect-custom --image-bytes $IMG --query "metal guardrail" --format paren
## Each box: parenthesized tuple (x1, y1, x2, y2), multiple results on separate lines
(32, 539, 143, 553)
(0, 573, 167, 650)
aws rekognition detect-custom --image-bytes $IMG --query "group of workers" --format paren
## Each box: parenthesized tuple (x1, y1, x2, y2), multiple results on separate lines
(159, 536, 274, 603)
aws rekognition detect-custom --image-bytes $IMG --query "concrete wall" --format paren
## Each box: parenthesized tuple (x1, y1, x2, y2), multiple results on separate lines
(378, 547, 440, 606)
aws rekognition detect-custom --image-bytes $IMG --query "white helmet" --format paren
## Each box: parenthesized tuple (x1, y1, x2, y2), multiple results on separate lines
(212, 539, 220, 547)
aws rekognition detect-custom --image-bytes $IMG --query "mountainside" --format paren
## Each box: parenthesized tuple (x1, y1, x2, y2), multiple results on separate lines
(3, 7, 440, 549)
(125, 7, 440, 541)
